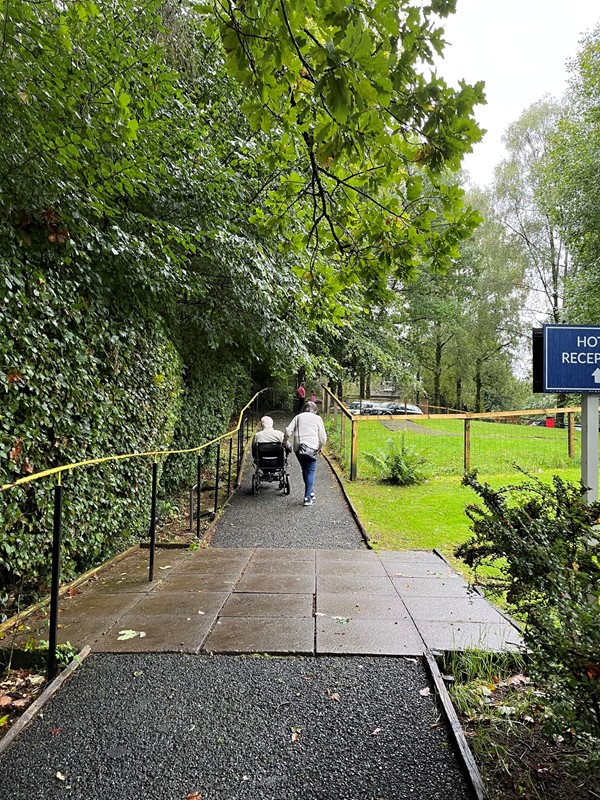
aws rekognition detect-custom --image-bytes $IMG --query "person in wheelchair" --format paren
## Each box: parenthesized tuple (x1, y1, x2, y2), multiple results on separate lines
(251, 416, 291, 495)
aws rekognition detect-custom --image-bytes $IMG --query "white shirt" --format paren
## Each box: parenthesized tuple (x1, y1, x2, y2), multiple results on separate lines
(253, 428, 284, 446)
(285, 412, 327, 452)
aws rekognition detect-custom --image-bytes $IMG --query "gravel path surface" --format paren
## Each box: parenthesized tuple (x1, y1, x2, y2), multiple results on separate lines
(0, 653, 473, 800)
(210, 414, 365, 550)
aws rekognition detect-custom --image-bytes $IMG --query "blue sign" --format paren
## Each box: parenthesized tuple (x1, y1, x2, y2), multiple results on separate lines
(544, 325, 600, 393)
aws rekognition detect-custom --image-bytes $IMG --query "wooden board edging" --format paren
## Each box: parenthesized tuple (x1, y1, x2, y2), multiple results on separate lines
(424, 651, 488, 800)
(0, 645, 92, 756)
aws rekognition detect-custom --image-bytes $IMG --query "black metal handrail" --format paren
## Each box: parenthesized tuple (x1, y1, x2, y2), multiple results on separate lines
(0, 387, 281, 680)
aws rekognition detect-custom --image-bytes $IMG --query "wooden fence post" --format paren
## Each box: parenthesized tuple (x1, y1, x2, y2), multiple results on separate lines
(350, 418, 358, 480)
(568, 411, 575, 459)
(340, 413, 346, 451)
(464, 418, 471, 472)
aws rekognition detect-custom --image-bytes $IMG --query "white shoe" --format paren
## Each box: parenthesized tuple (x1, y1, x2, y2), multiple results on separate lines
(303, 498, 314, 506)
(310, 492, 316, 499)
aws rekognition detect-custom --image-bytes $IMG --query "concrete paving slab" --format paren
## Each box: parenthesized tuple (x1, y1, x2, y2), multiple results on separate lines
(90, 571, 156, 594)
(316, 558, 388, 576)
(234, 573, 315, 593)
(316, 591, 410, 620)
(316, 616, 424, 655)
(220, 592, 313, 618)
(383, 561, 461, 578)
(242, 559, 316, 577)
(316, 549, 380, 563)
(12, 613, 123, 650)
(158, 571, 240, 592)
(403, 595, 509, 624)
(249, 548, 315, 562)
(95, 612, 216, 653)
(317, 574, 398, 595)
(58, 590, 145, 617)
(203, 617, 314, 654)
(132, 590, 229, 617)
(378, 550, 445, 564)
(392, 576, 473, 598)
(418, 620, 522, 652)
(177, 551, 252, 573)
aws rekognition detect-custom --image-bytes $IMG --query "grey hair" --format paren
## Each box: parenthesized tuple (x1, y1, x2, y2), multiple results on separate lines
(303, 401, 318, 413)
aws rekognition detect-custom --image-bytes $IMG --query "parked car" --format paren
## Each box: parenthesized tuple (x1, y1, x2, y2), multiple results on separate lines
(347, 401, 381, 415)
(377, 402, 423, 416)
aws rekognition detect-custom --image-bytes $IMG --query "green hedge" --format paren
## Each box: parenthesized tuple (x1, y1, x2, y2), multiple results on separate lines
(0, 263, 183, 607)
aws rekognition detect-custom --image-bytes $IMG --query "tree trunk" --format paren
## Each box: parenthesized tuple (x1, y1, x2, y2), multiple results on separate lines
(359, 374, 365, 399)
(455, 376, 463, 411)
(433, 329, 443, 407)
(474, 359, 483, 412)
(366, 373, 371, 399)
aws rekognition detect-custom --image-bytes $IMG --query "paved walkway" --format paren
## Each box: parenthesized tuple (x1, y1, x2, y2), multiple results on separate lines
(21, 416, 520, 656)
(1, 413, 520, 799)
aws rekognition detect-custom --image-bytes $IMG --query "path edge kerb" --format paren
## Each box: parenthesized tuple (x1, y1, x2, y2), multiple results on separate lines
(0, 645, 92, 756)
(321, 451, 372, 549)
(424, 651, 488, 800)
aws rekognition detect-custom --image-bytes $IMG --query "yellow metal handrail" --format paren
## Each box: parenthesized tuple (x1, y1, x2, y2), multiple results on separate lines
(1, 389, 265, 493)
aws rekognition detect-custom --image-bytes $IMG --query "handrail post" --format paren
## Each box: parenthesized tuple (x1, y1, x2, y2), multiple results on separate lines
(213, 443, 221, 516)
(464, 418, 471, 472)
(47, 478, 63, 682)
(148, 461, 158, 582)
(196, 455, 202, 538)
(350, 418, 358, 481)
(227, 437, 233, 496)
(236, 425, 243, 485)
(341, 412, 346, 450)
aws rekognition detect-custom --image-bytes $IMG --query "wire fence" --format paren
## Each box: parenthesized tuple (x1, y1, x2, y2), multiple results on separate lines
(322, 387, 581, 481)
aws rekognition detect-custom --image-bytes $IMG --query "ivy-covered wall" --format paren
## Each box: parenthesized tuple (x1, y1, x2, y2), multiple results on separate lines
(0, 263, 187, 604)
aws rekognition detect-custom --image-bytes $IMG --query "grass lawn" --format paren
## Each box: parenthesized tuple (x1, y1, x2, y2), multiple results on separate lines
(326, 415, 582, 578)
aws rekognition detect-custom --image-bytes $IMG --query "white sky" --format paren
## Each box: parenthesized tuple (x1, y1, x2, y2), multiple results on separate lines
(436, 0, 600, 187)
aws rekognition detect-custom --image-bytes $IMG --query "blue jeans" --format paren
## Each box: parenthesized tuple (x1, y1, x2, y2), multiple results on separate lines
(296, 453, 317, 499)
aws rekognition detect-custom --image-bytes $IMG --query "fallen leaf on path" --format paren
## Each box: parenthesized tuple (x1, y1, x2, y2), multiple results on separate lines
(185, 793, 202, 800)
(159, 566, 171, 570)
(291, 726, 301, 742)
(325, 688, 340, 702)
(117, 630, 146, 641)
(0, 696, 11, 708)
(419, 687, 431, 697)
(55, 772, 67, 781)
(370, 728, 381, 736)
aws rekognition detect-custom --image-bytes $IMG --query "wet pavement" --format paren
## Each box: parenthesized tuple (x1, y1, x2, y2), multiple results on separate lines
(0, 414, 522, 799)
(0, 653, 475, 800)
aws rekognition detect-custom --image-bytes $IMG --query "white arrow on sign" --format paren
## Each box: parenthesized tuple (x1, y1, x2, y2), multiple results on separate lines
(593, 368, 600, 383)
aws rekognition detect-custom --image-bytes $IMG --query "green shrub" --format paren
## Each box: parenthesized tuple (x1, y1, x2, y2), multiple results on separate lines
(456, 471, 600, 745)
(363, 436, 427, 486)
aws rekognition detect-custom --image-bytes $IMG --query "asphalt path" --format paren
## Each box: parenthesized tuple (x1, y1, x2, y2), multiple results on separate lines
(210, 413, 365, 550)
(0, 653, 473, 800)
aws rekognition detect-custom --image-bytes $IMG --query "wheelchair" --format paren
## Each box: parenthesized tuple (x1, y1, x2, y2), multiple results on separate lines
(251, 441, 291, 495)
